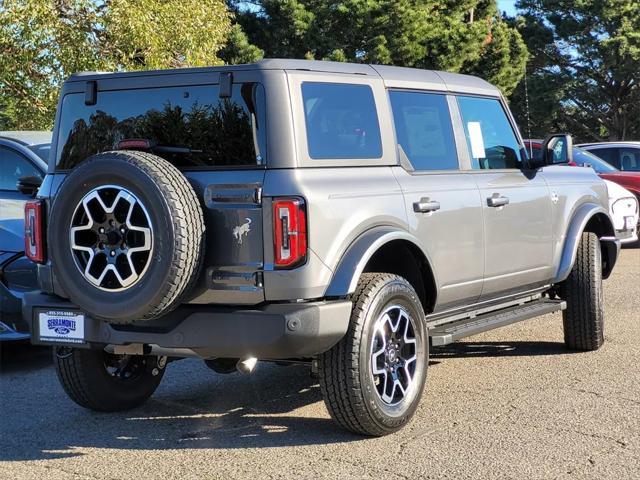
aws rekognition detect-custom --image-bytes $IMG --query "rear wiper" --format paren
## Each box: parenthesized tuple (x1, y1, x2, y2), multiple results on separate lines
(152, 145, 203, 154)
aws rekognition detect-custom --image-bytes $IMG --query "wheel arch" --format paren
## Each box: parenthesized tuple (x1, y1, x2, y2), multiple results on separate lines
(324, 227, 437, 313)
(553, 203, 619, 283)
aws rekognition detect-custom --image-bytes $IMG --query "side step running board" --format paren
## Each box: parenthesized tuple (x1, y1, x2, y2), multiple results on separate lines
(428, 298, 566, 346)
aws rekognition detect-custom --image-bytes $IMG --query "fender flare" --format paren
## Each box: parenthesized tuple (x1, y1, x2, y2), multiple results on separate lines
(553, 203, 618, 283)
(324, 226, 435, 297)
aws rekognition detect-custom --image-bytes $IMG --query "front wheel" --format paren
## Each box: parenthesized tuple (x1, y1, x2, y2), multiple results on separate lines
(53, 347, 166, 411)
(559, 232, 605, 351)
(318, 273, 428, 436)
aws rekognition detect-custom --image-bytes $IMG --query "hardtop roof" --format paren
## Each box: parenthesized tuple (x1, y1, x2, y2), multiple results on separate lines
(66, 59, 501, 96)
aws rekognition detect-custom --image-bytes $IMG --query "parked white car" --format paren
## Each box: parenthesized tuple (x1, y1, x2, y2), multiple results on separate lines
(605, 179, 639, 244)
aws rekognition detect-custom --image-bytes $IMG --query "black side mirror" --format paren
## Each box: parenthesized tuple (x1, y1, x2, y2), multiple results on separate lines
(541, 134, 573, 166)
(17, 175, 43, 196)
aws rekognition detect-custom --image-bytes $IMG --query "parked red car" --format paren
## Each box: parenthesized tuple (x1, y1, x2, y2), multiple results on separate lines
(525, 140, 640, 201)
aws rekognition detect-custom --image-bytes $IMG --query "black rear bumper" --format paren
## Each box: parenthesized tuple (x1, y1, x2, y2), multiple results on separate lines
(23, 292, 352, 359)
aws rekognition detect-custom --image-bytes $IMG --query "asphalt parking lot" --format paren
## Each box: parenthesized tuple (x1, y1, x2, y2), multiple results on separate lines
(1, 248, 638, 480)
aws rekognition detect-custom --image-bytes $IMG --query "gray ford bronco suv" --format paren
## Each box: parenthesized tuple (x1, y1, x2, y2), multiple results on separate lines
(23, 59, 620, 436)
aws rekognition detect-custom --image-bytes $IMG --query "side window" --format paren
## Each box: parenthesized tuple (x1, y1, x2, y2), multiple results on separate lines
(389, 91, 458, 171)
(301, 82, 382, 159)
(457, 96, 524, 170)
(619, 148, 640, 171)
(0, 147, 42, 191)
(589, 148, 619, 168)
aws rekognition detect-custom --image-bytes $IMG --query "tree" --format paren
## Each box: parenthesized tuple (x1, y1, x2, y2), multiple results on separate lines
(0, 0, 234, 130)
(510, 0, 640, 141)
(228, 0, 528, 95)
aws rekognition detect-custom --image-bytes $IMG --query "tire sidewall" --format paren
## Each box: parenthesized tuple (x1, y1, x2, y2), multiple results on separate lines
(358, 278, 428, 431)
(55, 348, 165, 411)
(49, 154, 177, 321)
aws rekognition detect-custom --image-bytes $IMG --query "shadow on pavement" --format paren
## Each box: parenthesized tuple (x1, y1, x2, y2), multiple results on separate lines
(431, 340, 570, 359)
(0, 359, 361, 461)
(0, 339, 577, 461)
(0, 342, 52, 373)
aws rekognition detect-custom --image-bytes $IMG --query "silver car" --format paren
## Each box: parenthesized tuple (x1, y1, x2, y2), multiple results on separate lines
(23, 60, 619, 435)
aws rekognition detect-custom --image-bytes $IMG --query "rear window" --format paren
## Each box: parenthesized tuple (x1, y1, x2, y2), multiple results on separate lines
(55, 83, 266, 170)
(302, 82, 382, 159)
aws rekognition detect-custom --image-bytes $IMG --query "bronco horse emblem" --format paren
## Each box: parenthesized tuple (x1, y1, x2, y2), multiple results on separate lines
(232, 218, 252, 245)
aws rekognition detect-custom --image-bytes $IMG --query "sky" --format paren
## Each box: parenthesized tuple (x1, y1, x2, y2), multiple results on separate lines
(497, 0, 518, 17)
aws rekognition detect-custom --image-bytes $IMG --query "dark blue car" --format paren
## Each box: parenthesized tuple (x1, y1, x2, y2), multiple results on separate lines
(1, 131, 50, 341)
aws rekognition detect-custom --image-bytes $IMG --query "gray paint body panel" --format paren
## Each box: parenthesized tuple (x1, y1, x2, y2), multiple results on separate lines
(32, 60, 618, 349)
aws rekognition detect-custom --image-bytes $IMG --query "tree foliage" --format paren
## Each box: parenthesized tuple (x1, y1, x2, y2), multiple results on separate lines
(0, 0, 233, 130)
(510, 0, 640, 141)
(229, 0, 528, 95)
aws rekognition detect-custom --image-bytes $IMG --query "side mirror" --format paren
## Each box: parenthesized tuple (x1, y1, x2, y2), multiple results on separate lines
(541, 134, 573, 166)
(17, 175, 43, 196)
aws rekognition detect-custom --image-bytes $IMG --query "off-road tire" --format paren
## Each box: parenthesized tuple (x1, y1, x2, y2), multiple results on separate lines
(48, 150, 205, 323)
(318, 273, 428, 436)
(53, 347, 165, 412)
(560, 232, 605, 351)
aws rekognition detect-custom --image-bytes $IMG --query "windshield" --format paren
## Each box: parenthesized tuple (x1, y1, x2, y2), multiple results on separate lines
(573, 147, 618, 173)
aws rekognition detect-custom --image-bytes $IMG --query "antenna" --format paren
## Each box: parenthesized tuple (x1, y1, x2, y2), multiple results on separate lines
(523, 61, 533, 158)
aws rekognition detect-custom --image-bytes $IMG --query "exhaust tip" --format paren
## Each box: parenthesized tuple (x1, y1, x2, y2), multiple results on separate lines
(237, 357, 258, 374)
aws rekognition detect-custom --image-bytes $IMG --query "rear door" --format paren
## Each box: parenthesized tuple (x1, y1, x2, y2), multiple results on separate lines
(456, 96, 554, 300)
(389, 90, 484, 311)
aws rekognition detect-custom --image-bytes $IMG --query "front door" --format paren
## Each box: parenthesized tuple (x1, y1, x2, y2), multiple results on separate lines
(456, 95, 554, 300)
(389, 90, 484, 311)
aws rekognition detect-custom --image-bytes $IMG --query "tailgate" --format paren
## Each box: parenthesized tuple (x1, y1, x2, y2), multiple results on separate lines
(185, 170, 266, 305)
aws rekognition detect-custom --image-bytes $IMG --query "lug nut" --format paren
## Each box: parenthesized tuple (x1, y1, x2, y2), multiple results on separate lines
(99, 227, 105, 233)
(120, 227, 126, 234)
(110, 250, 116, 257)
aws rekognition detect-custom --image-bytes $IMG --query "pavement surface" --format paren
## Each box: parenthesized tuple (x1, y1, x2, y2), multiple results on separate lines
(1, 248, 638, 480)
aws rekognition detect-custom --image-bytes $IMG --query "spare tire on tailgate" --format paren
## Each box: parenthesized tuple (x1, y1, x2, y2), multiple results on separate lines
(49, 150, 205, 324)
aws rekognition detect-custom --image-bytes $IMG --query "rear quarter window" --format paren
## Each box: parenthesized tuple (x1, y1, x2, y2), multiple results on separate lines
(55, 83, 266, 170)
(301, 82, 382, 160)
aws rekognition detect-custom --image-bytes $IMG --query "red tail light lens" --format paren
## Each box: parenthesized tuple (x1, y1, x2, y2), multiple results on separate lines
(117, 138, 152, 150)
(273, 197, 307, 268)
(24, 200, 45, 263)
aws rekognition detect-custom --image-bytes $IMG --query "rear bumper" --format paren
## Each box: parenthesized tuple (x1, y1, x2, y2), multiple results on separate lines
(23, 292, 352, 359)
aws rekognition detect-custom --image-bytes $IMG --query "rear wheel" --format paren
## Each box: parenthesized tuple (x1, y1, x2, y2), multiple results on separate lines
(560, 232, 605, 351)
(318, 273, 428, 436)
(53, 347, 166, 411)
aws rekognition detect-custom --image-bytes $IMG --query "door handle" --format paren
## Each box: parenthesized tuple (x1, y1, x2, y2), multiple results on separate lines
(413, 198, 441, 213)
(487, 195, 509, 208)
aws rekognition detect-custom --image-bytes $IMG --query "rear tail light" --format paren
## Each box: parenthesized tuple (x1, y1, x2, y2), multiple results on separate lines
(273, 197, 307, 268)
(24, 200, 45, 263)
